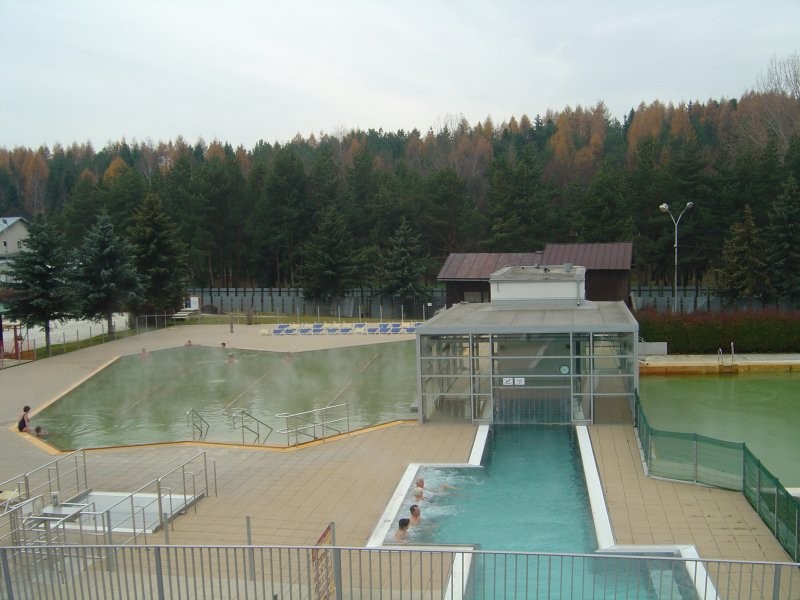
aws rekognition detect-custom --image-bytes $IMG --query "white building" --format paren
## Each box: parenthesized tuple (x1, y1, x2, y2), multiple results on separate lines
(0, 217, 30, 283)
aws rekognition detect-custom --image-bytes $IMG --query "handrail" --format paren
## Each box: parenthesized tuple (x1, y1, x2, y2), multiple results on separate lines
(186, 408, 209, 440)
(230, 409, 274, 444)
(276, 403, 350, 446)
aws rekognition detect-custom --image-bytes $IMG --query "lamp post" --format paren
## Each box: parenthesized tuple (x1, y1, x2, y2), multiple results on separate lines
(659, 201, 694, 313)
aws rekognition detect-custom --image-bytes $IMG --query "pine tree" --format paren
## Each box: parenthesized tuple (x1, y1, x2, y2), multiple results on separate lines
(128, 193, 189, 314)
(717, 205, 773, 301)
(75, 212, 143, 333)
(4, 213, 76, 354)
(764, 176, 800, 301)
(299, 208, 360, 302)
(379, 217, 430, 301)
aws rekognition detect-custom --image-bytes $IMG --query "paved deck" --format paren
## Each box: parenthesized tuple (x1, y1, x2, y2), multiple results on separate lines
(0, 325, 794, 561)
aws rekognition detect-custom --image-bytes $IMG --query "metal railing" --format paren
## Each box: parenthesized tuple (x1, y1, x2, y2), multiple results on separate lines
(276, 403, 351, 446)
(230, 409, 273, 445)
(0, 450, 88, 509)
(1, 543, 799, 600)
(186, 409, 210, 441)
(1, 454, 217, 552)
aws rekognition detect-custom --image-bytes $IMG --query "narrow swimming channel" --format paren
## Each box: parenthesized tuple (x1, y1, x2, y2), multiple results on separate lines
(393, 425, 596, 552)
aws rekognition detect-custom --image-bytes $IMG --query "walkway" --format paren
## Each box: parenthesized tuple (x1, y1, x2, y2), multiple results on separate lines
(0, 326, 793, 561)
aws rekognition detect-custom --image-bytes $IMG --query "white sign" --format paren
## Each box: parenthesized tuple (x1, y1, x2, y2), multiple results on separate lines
(502, 377, 513, 386)
(514, 377, 525, 386)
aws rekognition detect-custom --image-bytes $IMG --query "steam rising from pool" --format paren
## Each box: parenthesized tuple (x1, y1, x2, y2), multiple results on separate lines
(36, 341, 417, 450)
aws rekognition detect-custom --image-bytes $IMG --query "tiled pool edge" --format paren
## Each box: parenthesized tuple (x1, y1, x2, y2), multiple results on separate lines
(579, 426, 717, 600)
(576, 426, 615, 549)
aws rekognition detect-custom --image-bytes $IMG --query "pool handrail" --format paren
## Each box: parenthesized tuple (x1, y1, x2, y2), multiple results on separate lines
(186, 408, 209, 440)
(230, 408, 274, 444)
(276, 403, 351, 446)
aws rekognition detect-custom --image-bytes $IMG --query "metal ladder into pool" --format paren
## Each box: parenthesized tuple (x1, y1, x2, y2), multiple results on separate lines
(230, 409, 274, 444)
(186, 409, 210, 440)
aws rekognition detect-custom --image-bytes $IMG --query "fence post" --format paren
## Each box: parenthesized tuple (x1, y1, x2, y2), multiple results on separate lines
(105, 511, 116, 571)
(772, 564, 782, 600)
(154, 546, 166, 600)
(246, 516, 256, 581)
(1, 548, 13, 600)
(795, 504, 799, 562)
(331, 522, 343, 600)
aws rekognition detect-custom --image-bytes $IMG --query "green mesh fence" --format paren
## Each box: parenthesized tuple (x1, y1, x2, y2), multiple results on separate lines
(635, 391, 800, 562)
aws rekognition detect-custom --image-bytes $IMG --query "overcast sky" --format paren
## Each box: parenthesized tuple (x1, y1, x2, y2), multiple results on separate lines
(2, 1, 798, 150)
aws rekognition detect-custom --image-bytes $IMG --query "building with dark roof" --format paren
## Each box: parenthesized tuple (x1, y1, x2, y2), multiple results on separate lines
(437, 243, 632, 306)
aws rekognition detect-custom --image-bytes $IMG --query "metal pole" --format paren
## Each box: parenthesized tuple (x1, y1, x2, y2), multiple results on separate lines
(673, 219, 678, 312)
(246, 516, 256, 581)
(660, 202, 693, 313)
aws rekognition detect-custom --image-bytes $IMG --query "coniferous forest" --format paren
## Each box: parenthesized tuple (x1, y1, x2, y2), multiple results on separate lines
(2, 55, 800, 304)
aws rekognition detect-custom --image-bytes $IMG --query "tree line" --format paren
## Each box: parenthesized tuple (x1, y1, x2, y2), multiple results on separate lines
(2, 53, 800, 308)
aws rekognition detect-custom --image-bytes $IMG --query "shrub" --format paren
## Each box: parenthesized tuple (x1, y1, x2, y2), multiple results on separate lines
(636, 309, 800, 353)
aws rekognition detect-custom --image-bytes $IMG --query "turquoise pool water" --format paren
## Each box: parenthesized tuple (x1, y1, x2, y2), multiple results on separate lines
(36, 341, 417, 450)
(393, 426, 596, 552)
(387, 426, 694, 599)
(639, 373, 800, 485)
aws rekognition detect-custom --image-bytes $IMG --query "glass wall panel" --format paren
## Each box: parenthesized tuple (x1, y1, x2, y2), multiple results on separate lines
(420, 330, 636, 425)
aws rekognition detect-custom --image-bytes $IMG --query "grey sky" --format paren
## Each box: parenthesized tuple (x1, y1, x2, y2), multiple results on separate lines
(2, 0, 798, 150)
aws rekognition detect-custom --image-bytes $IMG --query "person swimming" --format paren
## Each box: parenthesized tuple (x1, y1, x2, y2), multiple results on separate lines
(394, 517, 410, 542)
(409, 504, 421, 526)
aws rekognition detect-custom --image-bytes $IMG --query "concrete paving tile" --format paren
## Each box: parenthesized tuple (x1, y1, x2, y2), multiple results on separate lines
(1, 328, 794, 567)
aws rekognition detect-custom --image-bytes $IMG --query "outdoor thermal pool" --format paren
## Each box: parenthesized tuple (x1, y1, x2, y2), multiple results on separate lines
(639, 372, 800, 485)
(34, 341, 417, 450)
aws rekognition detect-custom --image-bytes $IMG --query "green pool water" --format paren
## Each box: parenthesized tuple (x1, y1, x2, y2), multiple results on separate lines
(639, 373, 800, 486)
(36, 341, 417, 450)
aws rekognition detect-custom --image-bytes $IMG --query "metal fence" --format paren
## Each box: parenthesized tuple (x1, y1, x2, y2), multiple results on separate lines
(187, 287, 446, 321)
(635, 393, 800, 562)
(631, 284, 800, 313)
(1, 543, 799, 600)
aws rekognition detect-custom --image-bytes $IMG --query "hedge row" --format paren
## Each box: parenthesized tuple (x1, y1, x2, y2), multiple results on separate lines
(636, 309, 800, 354)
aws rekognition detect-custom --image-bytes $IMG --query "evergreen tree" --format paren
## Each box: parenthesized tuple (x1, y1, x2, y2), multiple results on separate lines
(128, 193, 189, 314)
(75, 212, 143, 333)
(158, 152, 207, 283)
(102, 157, 144, 233)
(299, 208, 360, 302)
(420, 168, 474, 256)
(480, 148, 551, 251)
(60, 169, 102, 248)
(4, 213, 76, 353)
(260, 147, 312, 286)
(764, 176, 800, 302)
(378, 217, 430, 301)
(580, 161, 633, 242)
(717, 205, 773, 301)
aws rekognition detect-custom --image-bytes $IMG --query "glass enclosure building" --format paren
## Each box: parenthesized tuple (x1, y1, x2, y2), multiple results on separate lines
(416, 265, 639, 425)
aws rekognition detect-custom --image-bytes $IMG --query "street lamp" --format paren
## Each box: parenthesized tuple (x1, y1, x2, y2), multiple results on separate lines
(659, 201, 694, 313)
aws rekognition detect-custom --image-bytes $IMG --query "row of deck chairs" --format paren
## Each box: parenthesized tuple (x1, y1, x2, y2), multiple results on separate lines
(262, 322, 420, 336)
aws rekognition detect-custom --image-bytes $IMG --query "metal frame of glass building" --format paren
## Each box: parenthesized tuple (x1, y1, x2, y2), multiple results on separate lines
(415, 265, 639, 425)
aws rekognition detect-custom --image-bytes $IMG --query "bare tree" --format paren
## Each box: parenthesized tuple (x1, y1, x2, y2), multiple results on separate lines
(759, 51, 800, 100)
(746, 52, 800, 151)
